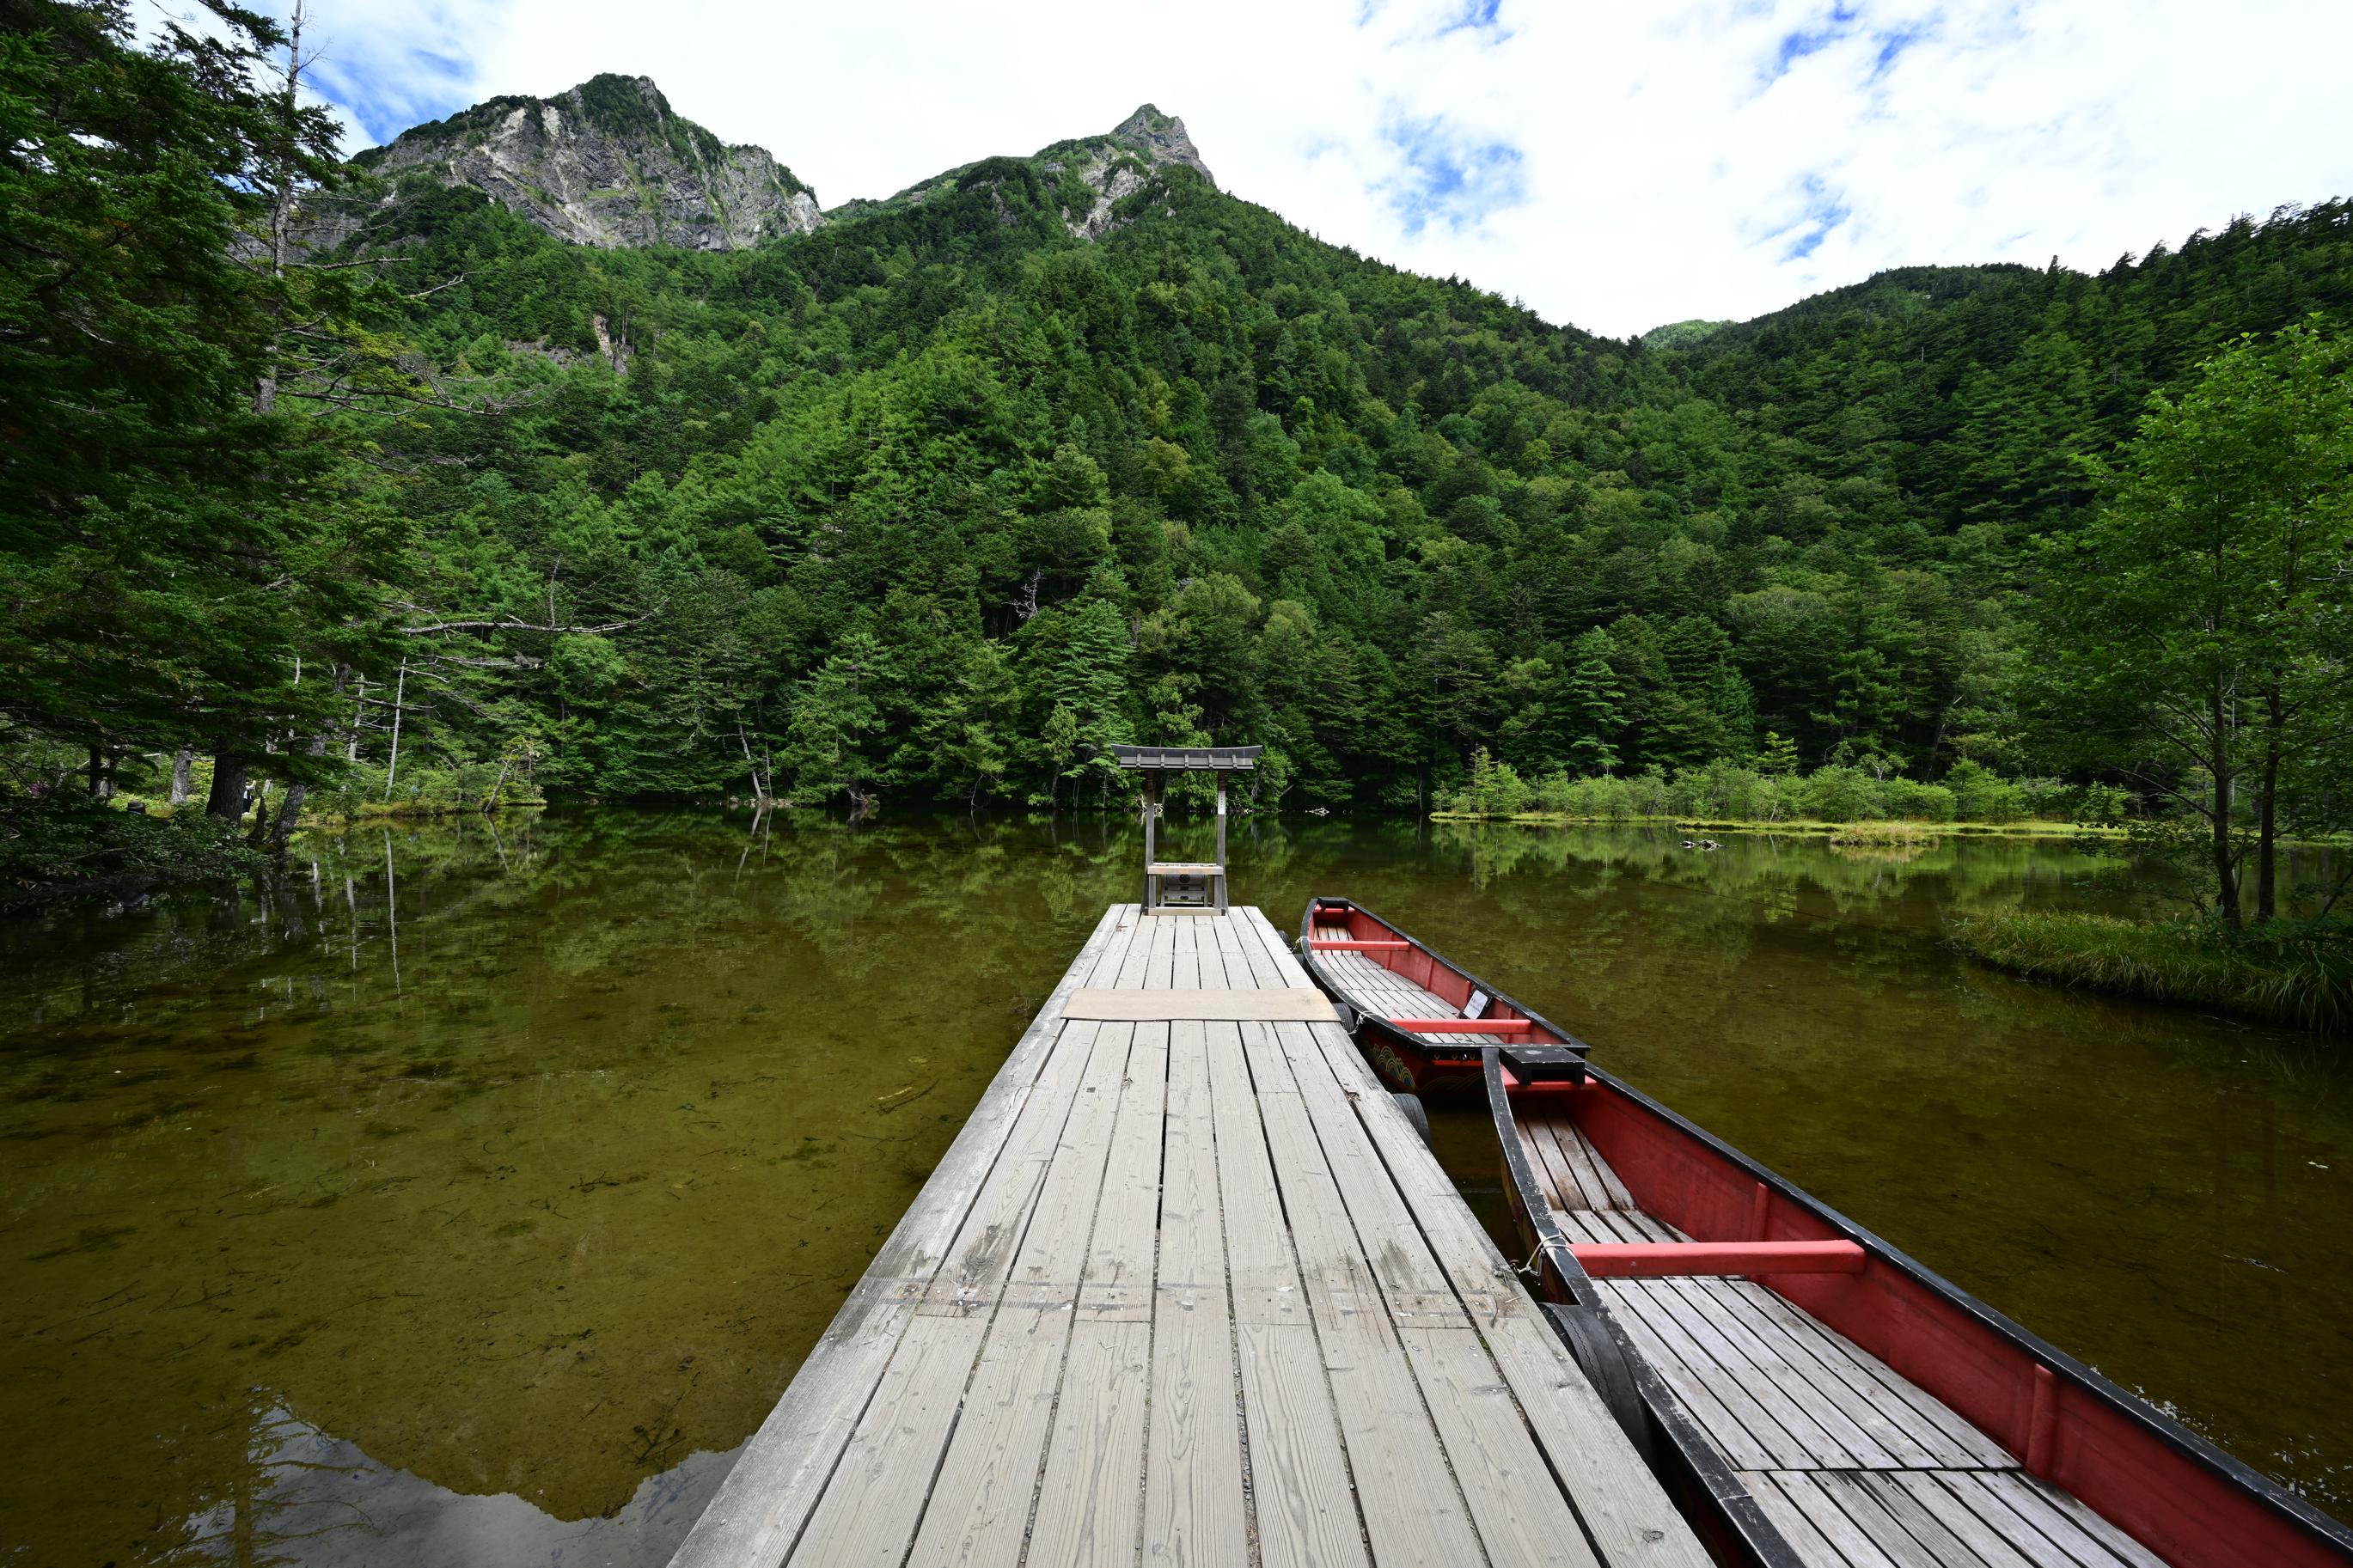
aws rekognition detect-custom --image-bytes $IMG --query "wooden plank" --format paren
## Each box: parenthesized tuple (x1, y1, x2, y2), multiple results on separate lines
(905, 1028, 1134, 1566)
(785, 1314, 992, 1568)
(1237, 1322, 1372, 1568)
(1743, 1473, 1849, 1568)
(1079, 1022, 1169, 1319)
(1401, 1324, 1605, 1568)
(1813, 1470, 1950, 1568)
(1171, 913, 1202, 991)
(1847, 1470, 2004, 1567)
(1244, 1032, 1484, 1565)
(1521, 1117, 1602, 1211)
(1026, 1320, 1152, 1567)
(1762, 1472, 1906, 1568)
(1694, 1278, 1948, 1476)
(1238, 911, 1710, 1568)
(1208, 1024, 1367, 1566)
(1225, 909, 1287, 988)
(1210, 1023, 1310, 1324)
(1601, 1286, 1783, 1471)
(1580, 1205, 1988, 1472)
(1626, 1275, 1880, 1467)
(1531, 1116, 1632, 1211)
(1965, 1471, 2167, 1568)
(1145, 1019, 1248, 1566)
(669, 906, 1125, 1568)
(900, 1309, 1069, 1568)
(1264, 1028, 1460, 1319)
(1885, 1472, 2042, 1568)
(1063, 987, 1340, 1023)
(1727, 1279, 2010, 1468)
(1024, 1024, 1170, 1564)
(923, 1020, 1105, 1314)
(1085, 909, 1144, 986)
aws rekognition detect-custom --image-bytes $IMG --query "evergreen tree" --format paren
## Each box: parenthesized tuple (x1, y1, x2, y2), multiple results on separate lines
(1560, 630, 1625, 777)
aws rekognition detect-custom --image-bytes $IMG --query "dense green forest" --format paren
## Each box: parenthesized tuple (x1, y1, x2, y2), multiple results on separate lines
(4, 2, 2350, 889)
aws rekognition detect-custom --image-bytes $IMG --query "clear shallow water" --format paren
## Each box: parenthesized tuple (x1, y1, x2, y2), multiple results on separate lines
(3, 812, 2346, 1565)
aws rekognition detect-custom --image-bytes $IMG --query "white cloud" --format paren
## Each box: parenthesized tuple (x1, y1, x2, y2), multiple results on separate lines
(270, 0, 2353, 337)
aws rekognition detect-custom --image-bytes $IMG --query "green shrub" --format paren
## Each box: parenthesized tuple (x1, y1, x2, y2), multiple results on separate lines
(1800, 766, 1884, 823)
(1952, 911, 2352, 1034)
(0, 795, 268, 894)
(1947, 760, 2027, 821)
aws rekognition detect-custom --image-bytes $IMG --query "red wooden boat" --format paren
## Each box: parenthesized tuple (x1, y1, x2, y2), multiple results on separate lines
(1301, 899, 2353, 1568)
(1299, 896, 1589, 1095)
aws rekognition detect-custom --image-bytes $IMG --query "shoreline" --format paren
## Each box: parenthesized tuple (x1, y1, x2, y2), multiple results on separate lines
(1427, 811, 2121, 839)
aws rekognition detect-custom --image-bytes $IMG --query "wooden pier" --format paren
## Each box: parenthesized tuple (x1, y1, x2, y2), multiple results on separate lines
(669, 904, 1708, 1568)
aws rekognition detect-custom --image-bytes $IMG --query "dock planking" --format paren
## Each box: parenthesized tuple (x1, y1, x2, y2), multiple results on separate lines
(669, 905, 1708, 1568)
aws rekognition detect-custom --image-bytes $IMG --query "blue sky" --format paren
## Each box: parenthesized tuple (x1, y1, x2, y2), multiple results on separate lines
(258, 0, 2353, 337)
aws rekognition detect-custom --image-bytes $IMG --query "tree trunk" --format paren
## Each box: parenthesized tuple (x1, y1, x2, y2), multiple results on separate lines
(87, 743, 106, 798)
(252, 2, 302, 416)
(2209, 680, 2240, 930)
(382, 656, 407, 801)
(206, 753, 249, 821)
(169, 747, 193, 806)
(2255, 692, 2283, 923)
(272, 727, 329, 851)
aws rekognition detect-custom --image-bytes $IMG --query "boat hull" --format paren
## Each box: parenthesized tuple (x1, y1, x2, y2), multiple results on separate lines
(1491, 1052, 2353, 1568)
(1298, 897, 2353, 1568)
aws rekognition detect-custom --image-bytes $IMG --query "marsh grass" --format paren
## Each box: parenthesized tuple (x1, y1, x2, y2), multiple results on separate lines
(1950, 911, 2353, 1036)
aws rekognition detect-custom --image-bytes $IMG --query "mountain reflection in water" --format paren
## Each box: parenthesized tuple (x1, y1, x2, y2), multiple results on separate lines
(1, 809, 2344, 1565)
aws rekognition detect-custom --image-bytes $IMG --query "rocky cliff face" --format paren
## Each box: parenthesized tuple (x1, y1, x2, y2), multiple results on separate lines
(1040, 105, 1214, 240)
(826, 104, 1214, 240)
(358, 75, 824, 250)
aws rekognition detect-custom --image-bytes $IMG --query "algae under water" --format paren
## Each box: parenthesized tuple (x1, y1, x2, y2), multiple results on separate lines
(1, 811, 2345, 1565)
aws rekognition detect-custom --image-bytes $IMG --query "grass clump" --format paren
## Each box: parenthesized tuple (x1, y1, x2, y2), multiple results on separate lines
(1950, 911, 2353, 1035)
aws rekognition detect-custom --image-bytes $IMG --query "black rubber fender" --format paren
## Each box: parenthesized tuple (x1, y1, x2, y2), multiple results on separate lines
(1390, 1092, 1431, 1148)
(1543, 1302, 1655, 1466)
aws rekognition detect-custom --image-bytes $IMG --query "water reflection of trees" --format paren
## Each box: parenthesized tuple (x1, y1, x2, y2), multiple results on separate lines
(7, 808, 2352, 1560)
(1432, 821, 2131, 912)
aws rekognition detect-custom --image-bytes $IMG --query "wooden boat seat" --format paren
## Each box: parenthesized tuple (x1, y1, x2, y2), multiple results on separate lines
(1524, 1112, 2165, 1567)
(1145, 861, 1225, 876)
(1309, 923, 1496, 1045)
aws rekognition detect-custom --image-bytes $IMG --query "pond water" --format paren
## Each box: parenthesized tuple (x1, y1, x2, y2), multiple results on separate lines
(3, 811, 2346, 1565)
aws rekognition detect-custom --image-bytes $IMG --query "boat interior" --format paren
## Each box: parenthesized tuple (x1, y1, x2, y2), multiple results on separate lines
(1516, 1098, 2164, 1567)
(1307, 905, 1549, 1049)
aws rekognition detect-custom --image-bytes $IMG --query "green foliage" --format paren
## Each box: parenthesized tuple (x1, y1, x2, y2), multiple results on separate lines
(0, 795, 268, 897)
(1951, 911, 2353, 1036)
(1441, 757, 2062, 826)
(2027, 318, 2353, 923)
(7, 16, 2353, 899)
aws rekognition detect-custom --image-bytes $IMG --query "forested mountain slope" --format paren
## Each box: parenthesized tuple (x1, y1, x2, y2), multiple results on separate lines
(347, 82, 2350, 808)
(6, 20, 2347, 825)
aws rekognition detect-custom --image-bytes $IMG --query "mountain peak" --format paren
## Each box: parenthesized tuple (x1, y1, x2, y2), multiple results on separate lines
(1107, 105, 1210, 181)
(360, 74, 825, 251)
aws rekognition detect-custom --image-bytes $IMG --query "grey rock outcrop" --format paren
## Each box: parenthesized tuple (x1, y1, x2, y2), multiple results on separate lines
(1042, 107, 1213, 240)
(828, 103, 1213, 241)
(358, 75, 824, 251)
